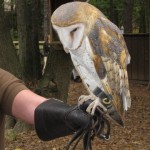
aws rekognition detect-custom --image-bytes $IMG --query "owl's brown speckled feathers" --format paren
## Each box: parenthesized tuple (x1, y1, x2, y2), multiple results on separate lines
(51, 2, 131, 125)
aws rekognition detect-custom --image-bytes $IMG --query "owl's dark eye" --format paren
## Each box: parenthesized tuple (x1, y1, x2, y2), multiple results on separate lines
(71, 28, 78, 33)
(70, 28, 78, 39)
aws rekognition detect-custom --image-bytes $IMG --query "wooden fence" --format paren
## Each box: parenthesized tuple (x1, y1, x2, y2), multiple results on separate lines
(13, 33, 149, 84)
(124, 33, 149, 84)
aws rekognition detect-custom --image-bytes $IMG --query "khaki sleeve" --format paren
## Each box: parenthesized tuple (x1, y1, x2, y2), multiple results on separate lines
(0, 69, 28, 115)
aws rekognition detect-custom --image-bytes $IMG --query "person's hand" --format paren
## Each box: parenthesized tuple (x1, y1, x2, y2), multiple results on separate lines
(34, 98, 92, 141)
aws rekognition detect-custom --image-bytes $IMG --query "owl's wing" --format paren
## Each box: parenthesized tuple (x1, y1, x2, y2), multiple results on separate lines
(88, 17, 131, 118)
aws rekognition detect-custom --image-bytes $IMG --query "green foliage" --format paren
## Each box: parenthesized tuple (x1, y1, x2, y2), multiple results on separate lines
(3, 0, 149, 40)
(89, 0, 123, 27)
(89, 0, 122, 17)
(89, 0, 149, 33)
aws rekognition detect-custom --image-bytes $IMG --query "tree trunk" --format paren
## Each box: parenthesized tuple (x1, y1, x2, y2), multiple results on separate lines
(16, 0, 42, 81)
(149, 16, 150, 87)
(16, 0, 32, 81)
(145, 0, 150, 33)
(109, 0, 119, 26)
(0, 0, 20, 130)
(123, 0, 134, 33)
(147, 15, 150, 89)
(139, 0, 149, 33)
(37, 46, 73, 102)
(0, 1, 22, 77)
(0, 0, 31, 133)
(37, 0, 73, 102)
(139, 1, 146, 33)
(44, 0, 51, 42)
(30, 0, 42, 79)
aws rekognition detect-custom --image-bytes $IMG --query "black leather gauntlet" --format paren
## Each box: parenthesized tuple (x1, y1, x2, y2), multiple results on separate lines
(34, 98, 91, 141)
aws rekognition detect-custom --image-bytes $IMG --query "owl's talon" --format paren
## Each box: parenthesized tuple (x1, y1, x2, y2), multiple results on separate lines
(78, 95, 107, 116)
(86, 102, 94, 114)
(86, 98, 107, 115)
(78, 94, 96, 107)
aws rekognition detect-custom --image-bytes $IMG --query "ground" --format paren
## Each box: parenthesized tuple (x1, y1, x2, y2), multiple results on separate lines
(5, 81, 150, 150)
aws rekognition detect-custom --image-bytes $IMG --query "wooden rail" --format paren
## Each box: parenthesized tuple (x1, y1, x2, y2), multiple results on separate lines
(124, 33, 149, 84)
(13, 33, 149, 84)
(13, 41, 63, 50)
(13, 41, 45, 50)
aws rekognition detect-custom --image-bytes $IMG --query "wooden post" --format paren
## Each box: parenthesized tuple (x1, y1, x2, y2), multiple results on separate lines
(44, 0, 51, 43)
(49, 0, 53, 42)
(147, 16, 150, 89)
(149, 18, 150, 89)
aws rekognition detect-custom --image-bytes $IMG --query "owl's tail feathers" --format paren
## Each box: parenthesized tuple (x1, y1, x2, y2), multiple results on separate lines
(122, 69, 131, 111)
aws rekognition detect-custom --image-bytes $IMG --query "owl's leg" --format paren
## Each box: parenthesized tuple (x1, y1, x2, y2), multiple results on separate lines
(78, 94, 96, 106)
(87, 98, 107, 115)
(78, 94, 107, 115)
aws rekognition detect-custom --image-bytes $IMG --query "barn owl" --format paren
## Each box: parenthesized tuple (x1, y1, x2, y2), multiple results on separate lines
(51, 2, 131, 126)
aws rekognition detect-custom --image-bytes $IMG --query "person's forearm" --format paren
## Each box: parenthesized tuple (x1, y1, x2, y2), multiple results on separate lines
(12, 90, 92, 142)
(12, 89, 46, 124)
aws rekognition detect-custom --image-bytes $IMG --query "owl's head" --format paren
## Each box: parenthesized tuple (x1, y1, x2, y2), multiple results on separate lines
(51, 2, 100, 53)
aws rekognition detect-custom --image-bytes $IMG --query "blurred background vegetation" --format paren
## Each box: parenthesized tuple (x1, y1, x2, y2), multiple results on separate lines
(4, 0, 150, 41)
(90, 0, 149, 33)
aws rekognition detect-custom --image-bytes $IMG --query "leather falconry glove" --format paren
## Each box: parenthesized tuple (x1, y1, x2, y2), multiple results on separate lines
(34, 98, 92, 141)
